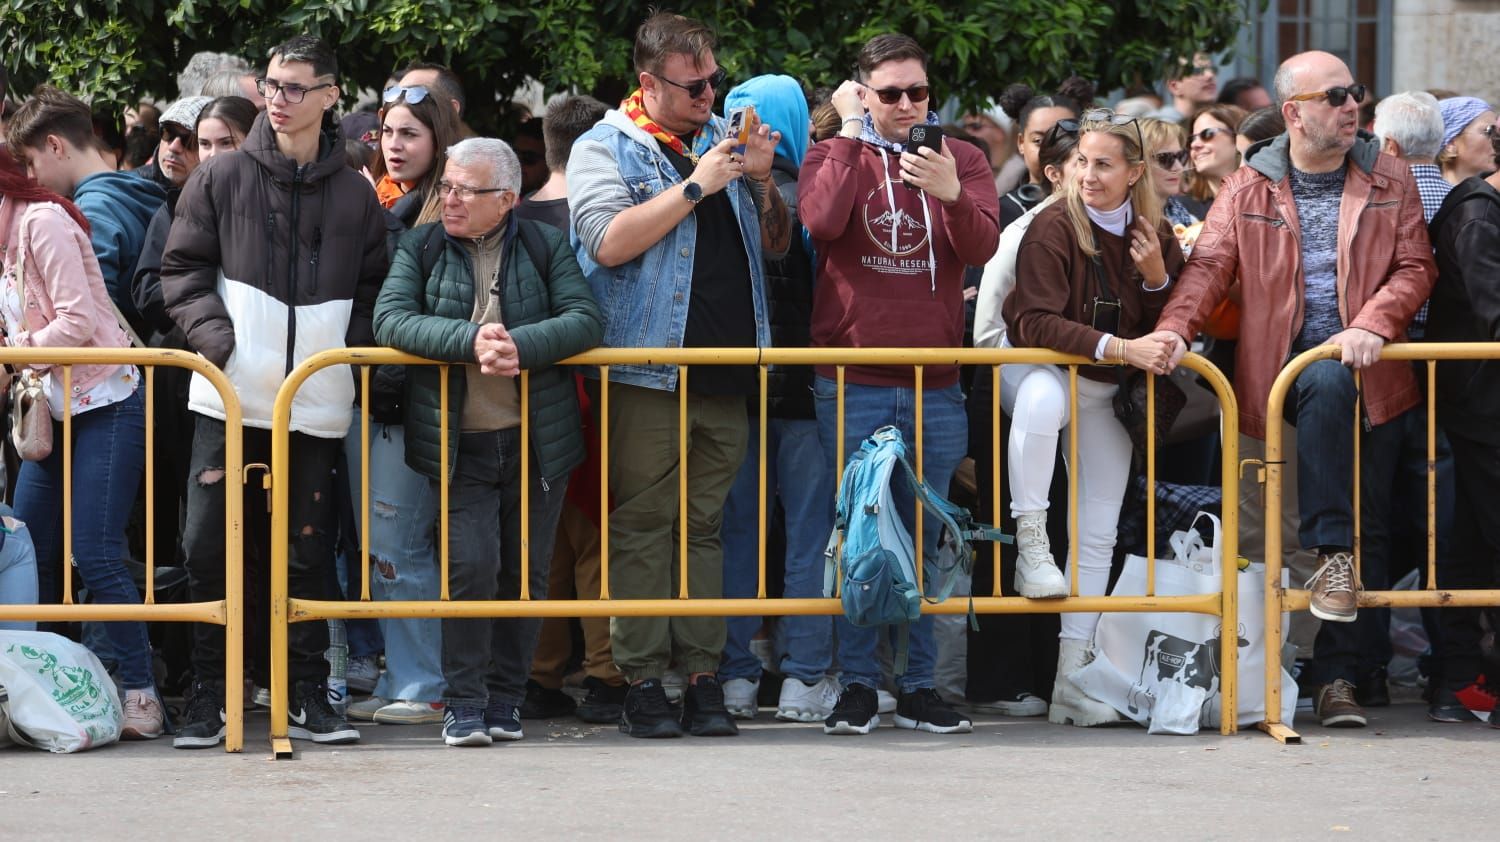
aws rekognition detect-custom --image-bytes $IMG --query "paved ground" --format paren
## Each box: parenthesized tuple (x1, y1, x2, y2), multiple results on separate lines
(2, 692, 1492, 839)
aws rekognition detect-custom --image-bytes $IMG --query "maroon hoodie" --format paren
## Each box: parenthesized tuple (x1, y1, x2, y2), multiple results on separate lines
(799, 133, 999, 388)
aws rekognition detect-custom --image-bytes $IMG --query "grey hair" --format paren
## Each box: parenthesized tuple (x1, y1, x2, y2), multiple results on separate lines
(1373, 91, 1445, 160)
(200, 70, 249, 99)
(178, 51, 251, 98)
(1271, 61, 1299, 106)
(446, 138, 522, 193)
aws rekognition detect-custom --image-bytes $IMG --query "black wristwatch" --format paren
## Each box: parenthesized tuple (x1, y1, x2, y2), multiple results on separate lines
(682, 180, 704, 204)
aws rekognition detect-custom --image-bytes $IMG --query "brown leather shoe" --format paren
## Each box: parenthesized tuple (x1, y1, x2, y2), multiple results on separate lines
(1307, 551, 1359, 622)
(1315, 679, 1367, 727)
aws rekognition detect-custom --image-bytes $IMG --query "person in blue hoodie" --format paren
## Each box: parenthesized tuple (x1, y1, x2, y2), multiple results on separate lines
(6, 85, 166, 335)
(714, 75, 844, 724)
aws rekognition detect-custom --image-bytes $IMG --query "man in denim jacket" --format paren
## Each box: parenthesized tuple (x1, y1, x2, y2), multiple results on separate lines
(569, 11, 790, 739)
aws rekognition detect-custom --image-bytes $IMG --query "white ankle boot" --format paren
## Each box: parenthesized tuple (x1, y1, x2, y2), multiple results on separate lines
(1014, 511, 1067, 598)
(1048, 638, 1124, 727)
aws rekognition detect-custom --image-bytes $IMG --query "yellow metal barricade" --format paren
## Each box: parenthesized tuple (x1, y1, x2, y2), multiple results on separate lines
(0, 348, 245, 752)
(268, 347, 1239, 757)
(1258, 342, 1500, 744)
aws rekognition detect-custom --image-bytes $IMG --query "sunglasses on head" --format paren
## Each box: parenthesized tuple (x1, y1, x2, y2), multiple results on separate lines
(1287, 83, 1368, 107)
(1154, 149, 1190, 169)
(871, 85, 930, 105)
(383, 85, 432, 105)
(654, 67, 727, 99)
(1058, 108, 1144, 154)
(1192, 126, 1229, 143)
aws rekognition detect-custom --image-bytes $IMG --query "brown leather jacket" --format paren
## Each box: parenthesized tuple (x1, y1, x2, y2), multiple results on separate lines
(1156, 133, 1436, 440)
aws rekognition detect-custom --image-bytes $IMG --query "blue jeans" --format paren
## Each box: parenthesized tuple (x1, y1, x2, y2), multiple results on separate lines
(343, 419, 444, 702)
(18, 387, 150, 688)
(0, 507, 38, 631)
(719, 417, 835, 685)
(813, 376, 968, 693)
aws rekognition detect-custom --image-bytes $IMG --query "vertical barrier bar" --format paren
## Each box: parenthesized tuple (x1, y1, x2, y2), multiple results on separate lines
(1067, 365, 1079, 597)
(144, 365, 155, 603)
(834, 365, 845, 596)
(1146, 370, 1156, 597)
(1213, 363, 1239, 736)
(679, 365, 689, 599)
(520, 370, 531, 600)
(757, 364, 768, 599)
(599, 367, 611, 599)
(1352, 370, 1362, 579)
(269, 365, 291, 754)
(1426, 359, 1437, 590)
(221, 372, 245, 752)
(1261, 357, 1292, 741)
(62, 366, 73, 604)
(439, 365, 450, 601)
(914, 364, 924, 591)
(359, 365, 371, 602)
(992, 364, 1002, 597)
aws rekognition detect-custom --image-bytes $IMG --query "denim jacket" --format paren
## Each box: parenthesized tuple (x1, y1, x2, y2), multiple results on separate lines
(568, 108, 770, 391)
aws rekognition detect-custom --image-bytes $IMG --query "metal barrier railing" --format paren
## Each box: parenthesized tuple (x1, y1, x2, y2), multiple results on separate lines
(0, 348, 245, 752)
(1258, 342, 1500, 744)
(267, 347, 1240, 757)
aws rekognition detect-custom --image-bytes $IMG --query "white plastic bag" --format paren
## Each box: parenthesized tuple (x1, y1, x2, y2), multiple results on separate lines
(1075, 512, 1297, 731)
(0, 630, 123, 752)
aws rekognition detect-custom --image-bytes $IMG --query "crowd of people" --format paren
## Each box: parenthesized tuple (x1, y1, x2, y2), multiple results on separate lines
(0, 12, 1497, 750)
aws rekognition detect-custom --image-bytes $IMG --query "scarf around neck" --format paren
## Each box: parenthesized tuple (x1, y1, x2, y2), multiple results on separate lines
(622, 88, 717, 163)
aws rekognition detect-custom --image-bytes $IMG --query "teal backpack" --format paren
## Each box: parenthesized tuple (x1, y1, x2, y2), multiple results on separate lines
(822, 426, 1011, 674)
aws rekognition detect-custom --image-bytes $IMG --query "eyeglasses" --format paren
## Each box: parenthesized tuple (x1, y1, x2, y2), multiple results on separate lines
(654, 67, 727, 99)
(257, 78, 335, 104)
(871, 85, 930, 105)
(1287, 84, 1368, 107)
(162, 124, 195, 146)
(1153, 149, 1190, 169)
(383, 85, 432, 105)
(1059, 108, 1144, 156)
(437, 180, 509, 201)
(1192, 127, 1230, 144)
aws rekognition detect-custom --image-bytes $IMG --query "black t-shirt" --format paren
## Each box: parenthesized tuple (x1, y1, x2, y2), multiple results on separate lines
(659, 138, 757, 395)
(515, 195, 570, 233)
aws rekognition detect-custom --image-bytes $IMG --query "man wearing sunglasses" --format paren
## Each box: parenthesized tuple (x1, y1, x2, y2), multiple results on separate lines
(1154, 50, 1436, 730)
(163, 35, 389, 749)
(1152, 52, 1220, 124)
(799, 33, 999, 737)
(569, 11, 790, 740)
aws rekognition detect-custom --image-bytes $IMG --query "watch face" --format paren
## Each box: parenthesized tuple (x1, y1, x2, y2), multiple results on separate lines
(683, 181, 703, 202)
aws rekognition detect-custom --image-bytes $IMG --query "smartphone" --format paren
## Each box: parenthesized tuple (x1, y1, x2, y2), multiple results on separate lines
(728, 105, 759, 155)
(1091, 297, 1122, 336)
(907, 124, 944, 155)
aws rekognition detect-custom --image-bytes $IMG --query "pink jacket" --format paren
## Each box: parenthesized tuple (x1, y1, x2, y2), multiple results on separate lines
(0, 198, 131, 394)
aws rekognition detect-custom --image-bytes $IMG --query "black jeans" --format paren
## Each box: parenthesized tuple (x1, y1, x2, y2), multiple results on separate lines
(438, 428, 566, 709)
(183, 414, 338, 689)
(1437, 431, 1500, 688)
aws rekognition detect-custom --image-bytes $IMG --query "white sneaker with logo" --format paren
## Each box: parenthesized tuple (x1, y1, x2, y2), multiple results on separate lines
(722, 677, 760, 719)
(776, 675, 841, 722)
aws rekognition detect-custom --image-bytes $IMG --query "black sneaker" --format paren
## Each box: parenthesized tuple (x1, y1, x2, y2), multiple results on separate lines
(577, 676, 628, 724)
(443, 705, 492, 746)
(619, 678, 684, 738)
(824, 683, 880, 735)
(172, 681, 227, 749)
(485, 699, 524, 741)
(520, 679, 578, 720)
(895, 688, 973, 734)
(681, 675, 739, 737)
(288, 680, 361, 744)
(1427, 684, 1479, 723)
(1354, 667, 1390, 708)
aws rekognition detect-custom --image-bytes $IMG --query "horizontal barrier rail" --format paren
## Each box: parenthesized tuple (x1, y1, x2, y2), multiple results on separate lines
(0, 348, 244, 752)
(1260, 342, 1500, 744)
(269, 347, 1239, 757)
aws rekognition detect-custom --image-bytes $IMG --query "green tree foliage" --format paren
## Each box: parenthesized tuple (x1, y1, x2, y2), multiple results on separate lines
(3, 0, 1251, 125)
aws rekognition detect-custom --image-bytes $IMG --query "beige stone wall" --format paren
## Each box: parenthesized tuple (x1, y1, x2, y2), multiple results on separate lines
(1392, 0, 1500, 103)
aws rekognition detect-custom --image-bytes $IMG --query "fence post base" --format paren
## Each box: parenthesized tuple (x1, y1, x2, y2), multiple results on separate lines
(1257, 721, 1301, 744)
(271, 737, 295, 760)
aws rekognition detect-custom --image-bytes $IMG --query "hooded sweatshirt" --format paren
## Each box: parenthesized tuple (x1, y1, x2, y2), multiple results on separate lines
(73, 170, 166, 330)
(799, 115, 1000, 388)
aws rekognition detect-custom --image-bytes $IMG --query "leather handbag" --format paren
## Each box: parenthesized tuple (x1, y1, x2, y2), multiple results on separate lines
(9, 369, 51, 462)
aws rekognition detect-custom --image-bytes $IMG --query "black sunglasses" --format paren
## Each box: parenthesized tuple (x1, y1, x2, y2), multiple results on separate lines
(1288, 83, 1368, 108)
(1192, 127, 1230, 143)
(162, 124, 195, 146)
(1153, 149, 1190, 169)
(871, 85, 930, 105)
(1058, 108, 1144, 155)
(654, 67, 727, 99)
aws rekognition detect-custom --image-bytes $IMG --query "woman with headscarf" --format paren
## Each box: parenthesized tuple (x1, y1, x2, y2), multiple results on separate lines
(1438, 96, 1497, 186)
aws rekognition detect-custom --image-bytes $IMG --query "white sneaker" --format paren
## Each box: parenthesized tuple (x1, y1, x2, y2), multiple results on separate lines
(1048, 638, 1124, 727)
(1014, 511, 1068, 598)
(252, 685, 272, 709)
(346, 655, 380, 695)
(347, 696, 388, 722)
(662, 668, 686, 703)
(374, 700, 446, 725)
(121, 689, 165, 740)
(776, 675, 841, 722)
(876, 688, 897, 715)
(722, 677, 760, 719)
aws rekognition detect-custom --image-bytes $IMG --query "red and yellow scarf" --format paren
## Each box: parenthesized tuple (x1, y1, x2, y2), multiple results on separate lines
(621, 88, 715, 163)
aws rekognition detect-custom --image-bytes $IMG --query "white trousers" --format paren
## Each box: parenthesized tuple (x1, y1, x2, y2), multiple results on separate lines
(1001, 364, 1133, 641)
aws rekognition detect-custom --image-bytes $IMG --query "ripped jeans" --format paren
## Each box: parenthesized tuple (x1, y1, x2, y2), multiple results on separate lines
(182, 414, 338, 689)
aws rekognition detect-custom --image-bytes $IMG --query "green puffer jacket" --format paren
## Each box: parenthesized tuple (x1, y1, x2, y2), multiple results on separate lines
(373, 218, 603, 482)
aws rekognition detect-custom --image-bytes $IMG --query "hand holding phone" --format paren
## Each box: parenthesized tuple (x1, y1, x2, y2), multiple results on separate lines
(728, 105, 760, 156)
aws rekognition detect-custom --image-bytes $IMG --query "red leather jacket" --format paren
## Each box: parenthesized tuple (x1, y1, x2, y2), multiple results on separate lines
(1156, 133, 1437, 440)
